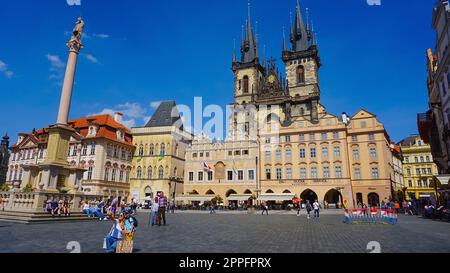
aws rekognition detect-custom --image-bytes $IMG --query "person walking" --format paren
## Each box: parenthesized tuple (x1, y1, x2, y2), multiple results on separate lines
(261, 202, 269, 215)
(306, 200, 312, 220)
(158, 192, 168, 226)
(313, 200, 320, 220)
(210, 203, 216, 214)
(150, 197, 159, 226)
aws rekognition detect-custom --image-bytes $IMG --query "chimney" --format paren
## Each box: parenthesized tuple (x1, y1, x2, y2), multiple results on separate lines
(114, 112, 123, 124)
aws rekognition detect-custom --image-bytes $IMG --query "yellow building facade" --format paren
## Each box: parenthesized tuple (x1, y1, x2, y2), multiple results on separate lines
(129, 101, 192, 204)
(399, 135, 439, 200)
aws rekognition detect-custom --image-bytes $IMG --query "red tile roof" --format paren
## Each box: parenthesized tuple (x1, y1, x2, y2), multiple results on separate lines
(12, 115, 133, 148)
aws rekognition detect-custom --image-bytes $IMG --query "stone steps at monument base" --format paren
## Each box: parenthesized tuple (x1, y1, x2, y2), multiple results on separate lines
(0, 211, 96, 224)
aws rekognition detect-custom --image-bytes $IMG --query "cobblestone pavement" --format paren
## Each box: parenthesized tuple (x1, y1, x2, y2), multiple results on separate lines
(0, 211, 449, 253)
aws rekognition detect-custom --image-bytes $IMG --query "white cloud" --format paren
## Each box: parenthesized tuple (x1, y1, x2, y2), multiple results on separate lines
(91, 102, 149, 128)
(150, 101, 162, 110)
(84, 54, 98, 63)
(46, 54, 64, 68)
(0, 60, 14, 78)
(93, 33, 110, 39)
(46, 54, 65, 84)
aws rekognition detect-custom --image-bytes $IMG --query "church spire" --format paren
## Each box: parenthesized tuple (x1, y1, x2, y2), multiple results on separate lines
(290, 0, 309, 52)
(240, 0, 258, 63)
(282, 26, 287, 52)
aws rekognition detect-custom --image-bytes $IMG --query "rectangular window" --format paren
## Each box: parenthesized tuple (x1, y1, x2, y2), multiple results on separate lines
(275, 150, 281, 160)
(406, 168, 411, 176)
(371, 167, 379, 179)
(426, 156, 430, 162)
(333, 132, 339, 139)
(198, 171, 204, 181)
(206, 152, 210, 157)
(334, 146, 341, 157)
(310, 148, 316, 158)
(243, 150, 249, 155)
(354, 168, 361, 179)
(119, 171, 124, 182)
(300, 168, 307, 179)
(299, 134, 305, 141)
(323, 167, 330, 178)
(427, 168, 432, 174)
(311, 167, 318, 179)
(423, 179, 428, 188)
(285, 149, 292, 160)
(285, 135, 291, 143)
(352, 149, 360, 160)
(228, 151, 232, 156)
(248, 170, 255, 180)
(276, 168, 282, 180)
(422, 168, 427, 174)
(87, 167, 93, 180)
(321, 133, 327, 141)
(408, 180, 413, 188)
(237, 170, 244, 181)
(309, 133, 315, 141)
(227, 171, 233, 181)
(265, 137, 271, 144)
(417, 180, 422, 188)
(299, 148, 306, 159)
(90, 144, 96, 155)
(416, 168, 421, 175)
(322, 147, 329, 158)
(286, 168, 293, 179)
(192, 153, 198, 158)
(207, 171, 213, 181)
(414, 157, 419, 163)
(234, 150, 241, 156)
(189, 172, 194, 182)
(265, 168, 271, 180)
(368, 134, 375, 141)
(336, 166, 342, 178)
(265, 151, 271, 161)
(369, 147, 377, 158)
(405, 157, 409, 163)
(72, 147, 77, 156)
(352, 135, 358, 142)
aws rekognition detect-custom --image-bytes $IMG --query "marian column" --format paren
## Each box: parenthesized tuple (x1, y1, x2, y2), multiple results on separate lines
(57, 17, 84, 126)
(40, 18, 86, 193)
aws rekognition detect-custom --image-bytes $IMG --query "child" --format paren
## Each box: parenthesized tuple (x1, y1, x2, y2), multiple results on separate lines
(151, 197, 159, 226)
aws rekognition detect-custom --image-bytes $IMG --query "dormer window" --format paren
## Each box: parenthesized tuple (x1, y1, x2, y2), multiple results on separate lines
(116, 129, 125, 141)
(88, 125, 98, 137)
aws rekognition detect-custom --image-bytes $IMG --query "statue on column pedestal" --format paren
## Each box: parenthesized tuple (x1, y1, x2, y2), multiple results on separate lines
(71, 17, 84, 43)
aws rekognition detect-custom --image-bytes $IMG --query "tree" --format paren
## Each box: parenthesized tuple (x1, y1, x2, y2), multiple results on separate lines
(0, 183, 9, 192)
(23, 183, 33, 193)
(211, 195, 223, 205)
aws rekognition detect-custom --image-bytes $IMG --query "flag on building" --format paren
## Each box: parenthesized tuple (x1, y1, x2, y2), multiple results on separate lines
(202, 161, 213, 171)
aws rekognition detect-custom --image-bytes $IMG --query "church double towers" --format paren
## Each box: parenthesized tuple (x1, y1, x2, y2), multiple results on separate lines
(231, 0, 321, 128)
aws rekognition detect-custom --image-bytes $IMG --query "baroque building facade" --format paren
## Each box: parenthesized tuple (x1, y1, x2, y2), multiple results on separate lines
(398, 135, 439, 200)
(6, 113, 134, 199)
(180, 1, 397, 208)
(130, 101, 192, 204)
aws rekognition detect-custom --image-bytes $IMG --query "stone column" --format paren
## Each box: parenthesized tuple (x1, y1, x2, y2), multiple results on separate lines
(56, 39, 83, 126)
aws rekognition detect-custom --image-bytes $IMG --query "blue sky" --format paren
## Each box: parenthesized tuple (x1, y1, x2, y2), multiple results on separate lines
(0, 0, 436, 143)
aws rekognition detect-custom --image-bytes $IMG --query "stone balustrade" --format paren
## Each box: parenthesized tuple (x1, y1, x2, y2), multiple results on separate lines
(0, 191, 103, 213)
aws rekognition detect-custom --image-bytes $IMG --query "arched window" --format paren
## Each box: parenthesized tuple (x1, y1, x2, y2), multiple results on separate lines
(175, 144, 179, 156)
(138, 144, 144, 156)
(158, 166, 164, 179)
(111, 169, 116, 181)
(149, 144, 154, 156)
(160, 144, 166, 156)
(136, 167, 142, 179)
(297, 65, 305, 84)
(104, 167, 110, 181)
(173, 167, 177, 176)
(243, 75, 249, 93)
(147, 166, 153, 179)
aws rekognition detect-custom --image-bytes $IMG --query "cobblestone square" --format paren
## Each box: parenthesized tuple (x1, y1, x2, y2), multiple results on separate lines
(0, 211, 449, 253)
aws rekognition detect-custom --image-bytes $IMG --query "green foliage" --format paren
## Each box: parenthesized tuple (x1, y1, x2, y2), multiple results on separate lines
(211, 195, 223, 205)
(0, 183, 9, 192)
(23, 183, 33, 192)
